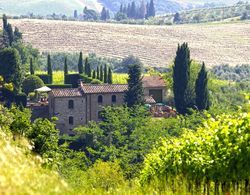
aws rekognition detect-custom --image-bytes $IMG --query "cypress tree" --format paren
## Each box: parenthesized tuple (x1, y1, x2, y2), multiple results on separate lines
(138, 0, 146, 19)
(124, 63, 144, 107)
(0, 48, 22, 93)
(148, 0, 155, 17)
(104, 64, 108, 83)
(85, 57, 91, 77)
(195, 62, 210, 110)
(108, 67, 113, 84)
(106, 10, 110, 20)
(30, 58, 34, 75)
(127, 3, 131, 18)
(2, 14, 8, 31)
(97, 66, 100, 80)
(145, 2, 149, 19)
(123, 5, 127, 14)
(130, 1, 136, 19)
(74, 10, 78, 18)
(6, 23, 14, 46)
(14, 27, 22, 42)
(100, 65, 104, 81)
(120, 4, 123, 13)
(101, 7, 107, 21)
(173, 43, 191, 114)
(64, 57, 68, 75)
(78, 52, 84, 74)
(64, 57, 68, 83)
(47, 54, 53, 83)
(93, 70, 96, 79)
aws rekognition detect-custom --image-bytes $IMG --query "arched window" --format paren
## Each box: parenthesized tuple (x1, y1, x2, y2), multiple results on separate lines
(68, 100, 74, 109)
(112, 95, 117, 103)
(98, 95, 103, 104)
(69, 116, 74, 125)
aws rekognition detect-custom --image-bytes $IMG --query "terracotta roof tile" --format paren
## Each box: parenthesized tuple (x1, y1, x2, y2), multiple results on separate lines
(142, 75, 166, 88)
(51, 88, 82, 97)
(81, 84, 128, 94)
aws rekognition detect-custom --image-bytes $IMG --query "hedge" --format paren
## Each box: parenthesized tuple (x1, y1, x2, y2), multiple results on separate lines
(79, 74, 93, 83)
(65, 74, 102, 88)
(64, 74, 80, 88)
(47, 84, 73, 89)
(36, 74, 52, 84)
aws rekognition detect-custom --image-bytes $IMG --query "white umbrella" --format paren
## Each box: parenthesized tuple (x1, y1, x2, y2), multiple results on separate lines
(35, 86, 51, 93)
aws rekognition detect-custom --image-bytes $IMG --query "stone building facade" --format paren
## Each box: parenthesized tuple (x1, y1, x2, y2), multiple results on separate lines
(49, 75, 167, 134)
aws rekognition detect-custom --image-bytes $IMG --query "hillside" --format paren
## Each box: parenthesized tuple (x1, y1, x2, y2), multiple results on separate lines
(0, 0, 103, 16)
(157, 2, 250, 24)
(7, 19, 250, 67)
(0, 0, 244, 16)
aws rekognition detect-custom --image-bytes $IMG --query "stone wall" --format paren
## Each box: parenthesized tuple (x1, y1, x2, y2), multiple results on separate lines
(50, 96, 86, 134)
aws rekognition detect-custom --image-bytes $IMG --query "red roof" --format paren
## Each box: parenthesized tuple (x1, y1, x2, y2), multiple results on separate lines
(142, 75, 166, 88)
(81, 84, 128, 94)
(51, 88, 82, 97)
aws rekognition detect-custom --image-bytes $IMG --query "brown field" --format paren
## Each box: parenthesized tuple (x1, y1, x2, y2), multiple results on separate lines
(9, 19, 250, 67)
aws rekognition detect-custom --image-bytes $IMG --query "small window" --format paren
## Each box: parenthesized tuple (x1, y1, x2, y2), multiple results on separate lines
(69, 116, 74, 125)
(112, 95, 117, 103)
(98, 95, 103, 104)
(68, 100, 74, 109)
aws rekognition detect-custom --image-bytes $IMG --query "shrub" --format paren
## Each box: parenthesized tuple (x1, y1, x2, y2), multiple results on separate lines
(22, 75, 44, 95)
(36, 74, 52, 84)
(86, 161, 125, 190)
(91, 79, 102, 84)
(15, 93, 27, 107)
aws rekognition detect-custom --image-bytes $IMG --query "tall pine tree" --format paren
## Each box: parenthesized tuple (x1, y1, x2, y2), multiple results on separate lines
(195, 62, 210, 110)
(2, 14, 8, 30)
(148, 0, 155, 17)
(92, 70, 96, 79)
(78, 52, 84, 74)
(97, 66, 100, 80)
(100, 65, 104, 81)
(6, 23, 14, 46)
(85, 57, 91, 77)
(138, 0, 146, 19)
(173, 43, 191, 114)
(64, 57, 68, 84)
(124, 63, 144, 107)
(108, 67, 113, 84)
(30, 58, 34, 75)
(130, 1, 137, 19)
(47, 54, 53, 84)
(104, 64, 108, 83)
(101, 7, 107, 21)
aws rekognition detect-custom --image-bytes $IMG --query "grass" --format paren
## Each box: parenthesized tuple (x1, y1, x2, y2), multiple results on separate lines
(9, 19, 250, 67)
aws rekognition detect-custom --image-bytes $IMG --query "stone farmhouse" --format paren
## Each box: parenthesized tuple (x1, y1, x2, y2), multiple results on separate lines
(49, 75, 167, 134)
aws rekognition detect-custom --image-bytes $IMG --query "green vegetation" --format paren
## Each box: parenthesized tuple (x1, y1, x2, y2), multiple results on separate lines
(141, 112, 250, 194)
(125, 63, 144, 107)
(153, 2, 250, 25)
(0, 14, 250, 195)
(173, 43, 191, 114)
(195, 63, 210, 110)
(22, 75, 44, 95)
(211, 64, 250, 82)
